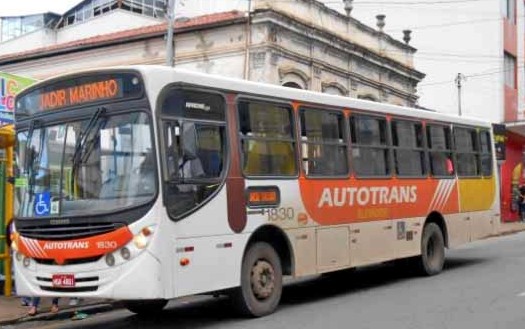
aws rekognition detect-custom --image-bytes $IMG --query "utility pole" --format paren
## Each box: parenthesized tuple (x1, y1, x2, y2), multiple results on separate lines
(166, 0, 176, 67)
(455, 73, 466, 116)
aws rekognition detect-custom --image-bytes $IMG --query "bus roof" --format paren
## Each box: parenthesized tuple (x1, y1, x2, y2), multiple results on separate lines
(25, 65, 493, 129)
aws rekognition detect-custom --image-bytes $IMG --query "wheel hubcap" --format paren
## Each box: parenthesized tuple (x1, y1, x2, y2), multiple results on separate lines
(250, 260, 275, 300)
(427, 235, 441, 268)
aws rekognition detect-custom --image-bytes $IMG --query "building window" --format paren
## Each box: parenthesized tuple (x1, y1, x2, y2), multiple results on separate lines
(59, 0, 166, 28)
(282, 82, 303, 89)
(357, 94, 378, 102)
(504, 52, 516, 88)
(300, 108, 348, 177)
(0, 14, 53, 42)
(504, 0, 516, 24)
(350, 115, 390, 177)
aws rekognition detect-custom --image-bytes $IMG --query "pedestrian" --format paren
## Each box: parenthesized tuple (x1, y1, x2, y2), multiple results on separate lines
(4, 221, 30, 306)
(519, 184, 525, 222)
(28, 297, 59, 316)
(518, 184, 525, 222)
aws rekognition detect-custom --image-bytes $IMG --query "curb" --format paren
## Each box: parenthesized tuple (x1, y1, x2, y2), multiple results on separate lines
(0, 302, 121, 326)
(486, 228, 525, 240)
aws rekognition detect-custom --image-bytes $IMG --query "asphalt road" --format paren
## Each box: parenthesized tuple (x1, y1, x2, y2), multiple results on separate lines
(10, 231, 525, 329)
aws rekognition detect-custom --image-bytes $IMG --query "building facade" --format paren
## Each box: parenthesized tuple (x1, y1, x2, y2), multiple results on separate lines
(0, 0, 424, 107)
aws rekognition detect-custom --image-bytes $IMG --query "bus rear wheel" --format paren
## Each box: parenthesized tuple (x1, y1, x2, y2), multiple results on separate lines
(232, 242, 283, 317)
(123, 299, 168, 316)
(418, 222, 445, 276)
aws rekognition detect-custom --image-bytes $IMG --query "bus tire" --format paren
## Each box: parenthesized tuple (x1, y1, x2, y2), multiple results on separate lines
(418, 222, 445, 276)
(123, 299, 168, 316)
(232, 242, 283, 317)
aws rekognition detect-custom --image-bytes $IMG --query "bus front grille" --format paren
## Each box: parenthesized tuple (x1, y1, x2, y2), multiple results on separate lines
(37, 276, 99, 283)
(40, 286, 98, 293)
(34, 256, 103, 266)
(19, 222, 124, 240)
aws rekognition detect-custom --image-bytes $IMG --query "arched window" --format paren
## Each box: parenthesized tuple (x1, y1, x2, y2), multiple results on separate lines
(279, 67, 309, 90)
(283, 82, 303, 89)
(322, 82, 348, 96)
(358, 94, 378, 102)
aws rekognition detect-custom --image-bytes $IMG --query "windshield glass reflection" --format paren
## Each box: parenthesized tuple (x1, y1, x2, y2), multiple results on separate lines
(15, 111, 156, 218)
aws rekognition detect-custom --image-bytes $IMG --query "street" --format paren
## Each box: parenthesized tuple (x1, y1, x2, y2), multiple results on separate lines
(8, 231, 525, 329)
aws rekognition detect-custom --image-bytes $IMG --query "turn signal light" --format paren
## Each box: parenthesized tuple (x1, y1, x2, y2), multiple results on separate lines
(142, 227, 153, 237)
(133, 225, 156, 249)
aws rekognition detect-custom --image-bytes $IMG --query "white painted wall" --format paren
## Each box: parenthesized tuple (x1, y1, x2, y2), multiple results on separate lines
(324, 1, 505, 122)
(56, 9, 162, 44)
(0, 29, 56, 56)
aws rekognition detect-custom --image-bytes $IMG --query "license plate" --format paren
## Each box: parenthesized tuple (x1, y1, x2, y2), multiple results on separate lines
(52, 274, 75, 287)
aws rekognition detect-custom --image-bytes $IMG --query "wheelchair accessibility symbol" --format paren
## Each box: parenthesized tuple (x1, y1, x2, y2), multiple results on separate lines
(34, 192, 51, 216)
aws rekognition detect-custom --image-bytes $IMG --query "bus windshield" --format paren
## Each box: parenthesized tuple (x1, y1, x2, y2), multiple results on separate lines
(15, 111, 156, 218)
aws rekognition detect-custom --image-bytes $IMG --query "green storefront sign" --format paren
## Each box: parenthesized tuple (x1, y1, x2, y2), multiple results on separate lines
(0, 72, 36, 124)
(0, 72, 36, 291)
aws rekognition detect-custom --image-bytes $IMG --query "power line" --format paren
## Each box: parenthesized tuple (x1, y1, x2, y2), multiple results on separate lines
(418, 66, 524, 87)
(263, 0, 491, 4)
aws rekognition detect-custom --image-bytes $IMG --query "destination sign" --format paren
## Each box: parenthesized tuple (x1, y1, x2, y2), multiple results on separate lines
(16, 72, 143, 117)
(39, 79, 122, 111)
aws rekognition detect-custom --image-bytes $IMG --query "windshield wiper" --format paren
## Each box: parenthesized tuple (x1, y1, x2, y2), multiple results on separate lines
(23, 119, 40, 172)
(23, 120, 41, 198)
(72, 107, 107, 177)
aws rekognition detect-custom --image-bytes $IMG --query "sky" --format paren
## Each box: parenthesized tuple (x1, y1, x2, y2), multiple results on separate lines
(1, 0, 494, 33)
(1, 0, 82, 16)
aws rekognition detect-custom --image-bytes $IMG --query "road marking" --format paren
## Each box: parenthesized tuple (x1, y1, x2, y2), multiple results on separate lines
(517, 291, 525, 297)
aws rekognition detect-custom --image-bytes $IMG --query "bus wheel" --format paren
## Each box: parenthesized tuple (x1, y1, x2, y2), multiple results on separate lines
(232, 242, 283, 317)
(418, 223, 445, 276)
(123, 299, 168, 316)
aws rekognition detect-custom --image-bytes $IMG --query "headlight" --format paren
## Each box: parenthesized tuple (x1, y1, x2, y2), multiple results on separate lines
(105, 253, 115, 267)
(120, 247, 131, 260)
(23, 257, 31, 267)
(11, 239, 18, 252)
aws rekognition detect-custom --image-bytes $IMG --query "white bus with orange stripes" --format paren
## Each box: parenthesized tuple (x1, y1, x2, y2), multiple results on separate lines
(11, 66, 499, 317)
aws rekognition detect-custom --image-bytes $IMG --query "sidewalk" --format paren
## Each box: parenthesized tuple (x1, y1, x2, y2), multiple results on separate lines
(0, 296, 118, 326)
(494, 220, 525, 237)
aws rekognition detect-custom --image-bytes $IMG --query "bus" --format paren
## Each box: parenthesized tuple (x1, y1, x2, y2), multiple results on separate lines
(10, 66, 499, 317)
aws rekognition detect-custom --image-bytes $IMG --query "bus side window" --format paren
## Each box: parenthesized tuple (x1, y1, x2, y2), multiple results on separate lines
(454, 127, 479, 177)
(427, 125, 454, 177)
(350, 114, 390, 177)
(479, 130, 492, 176)
(300, 108, 348, 177)
(238, 101, 297, 176)
(391, 119, 426, 177)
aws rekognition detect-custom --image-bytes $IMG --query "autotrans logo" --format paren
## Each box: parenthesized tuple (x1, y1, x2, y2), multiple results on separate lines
(299, 179, 460, 225)
(43, 241, 90, 250)
(0, 72, 36, 124)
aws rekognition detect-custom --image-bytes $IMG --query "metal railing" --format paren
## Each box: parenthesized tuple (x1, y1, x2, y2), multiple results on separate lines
(0, 125, 15, 296)
(0, 233, 11, 296)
